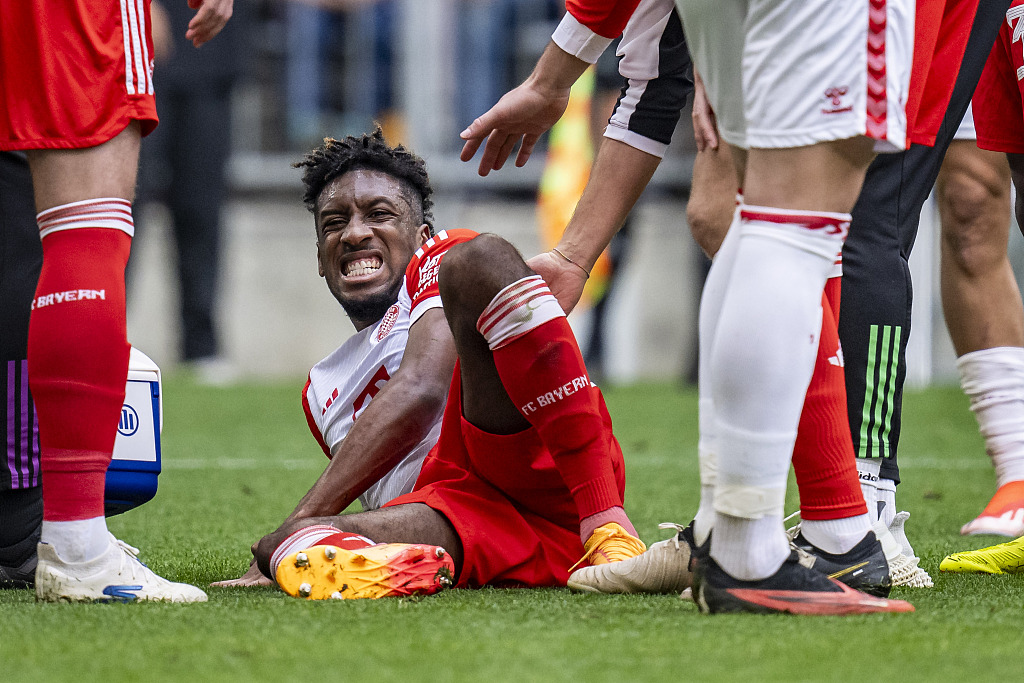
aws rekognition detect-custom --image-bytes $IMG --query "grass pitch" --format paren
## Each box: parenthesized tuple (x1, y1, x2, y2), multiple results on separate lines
(2, 379, 1022, 681)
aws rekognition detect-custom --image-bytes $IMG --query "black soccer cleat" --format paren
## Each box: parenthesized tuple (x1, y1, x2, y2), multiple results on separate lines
(694, 551, 914, 616)
(790, 530, 892, 597)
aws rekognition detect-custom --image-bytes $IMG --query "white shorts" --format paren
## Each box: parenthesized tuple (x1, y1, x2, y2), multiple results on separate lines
(953, 102, 976, 141)
(676, 0, 915, 151)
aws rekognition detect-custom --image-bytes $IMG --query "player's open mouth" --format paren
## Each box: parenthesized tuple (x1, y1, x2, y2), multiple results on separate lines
(344, 257, 382, 278)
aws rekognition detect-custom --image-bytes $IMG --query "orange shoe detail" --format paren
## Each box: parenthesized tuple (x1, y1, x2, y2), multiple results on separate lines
(570, 522, 646, 571)
(961, 481, 1024, 536)
(276, 543, 455, 600)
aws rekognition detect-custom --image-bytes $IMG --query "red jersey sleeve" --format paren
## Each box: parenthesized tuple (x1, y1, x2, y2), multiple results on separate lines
(302, 375, 333, 459)
(404, 228, 478, 324)
(566, 0, 643, 39)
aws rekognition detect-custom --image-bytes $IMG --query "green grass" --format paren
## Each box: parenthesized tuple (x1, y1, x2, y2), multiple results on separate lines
(3, 379, 1023, 681)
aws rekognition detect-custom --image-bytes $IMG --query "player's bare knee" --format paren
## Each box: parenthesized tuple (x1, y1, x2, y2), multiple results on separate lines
(939, 173, 1011, 273)
(438, 233, 530, 312)
(687, 199, 731, 257)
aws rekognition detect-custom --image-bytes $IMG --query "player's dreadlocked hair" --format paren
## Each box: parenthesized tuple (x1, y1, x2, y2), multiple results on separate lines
(294, 127, 434, 232)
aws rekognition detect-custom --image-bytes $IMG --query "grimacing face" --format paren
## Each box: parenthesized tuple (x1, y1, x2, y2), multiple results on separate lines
(315, 169, 431, 330)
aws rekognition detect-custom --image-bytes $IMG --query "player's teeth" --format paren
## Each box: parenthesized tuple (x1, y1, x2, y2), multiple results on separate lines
(296, 552, 309, 567)
(330, 591, 343, 600)
(324, 547, 337, 560)
(298, 583, 312, 597)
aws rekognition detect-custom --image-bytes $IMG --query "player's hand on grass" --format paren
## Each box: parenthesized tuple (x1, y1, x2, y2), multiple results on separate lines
(210, 562, 274, 588)
(526, 250, 588, 314)
(185, 0, 233, 47)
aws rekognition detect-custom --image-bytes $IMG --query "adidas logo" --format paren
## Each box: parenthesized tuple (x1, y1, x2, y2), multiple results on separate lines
(828, 347, 845, 367)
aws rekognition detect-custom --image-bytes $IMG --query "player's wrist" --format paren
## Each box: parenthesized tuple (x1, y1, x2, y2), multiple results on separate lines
(551, 244, 593, 277)
(528, 42, 588, 94)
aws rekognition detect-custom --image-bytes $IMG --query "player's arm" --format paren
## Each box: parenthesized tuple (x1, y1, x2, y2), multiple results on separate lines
(283, 310, 456, 522)
(460, 0, 651, 175)
(528, 3, 691, 312)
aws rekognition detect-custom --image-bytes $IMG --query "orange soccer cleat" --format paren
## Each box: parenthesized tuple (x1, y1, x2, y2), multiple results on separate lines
(275, 542, 455, 600)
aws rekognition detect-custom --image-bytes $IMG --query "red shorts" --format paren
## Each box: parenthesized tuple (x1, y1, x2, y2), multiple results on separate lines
(906, 0, 982, 146)
(973, 1, 1024, 154)
(0, 0, 158, 150)
(386, 366, 626, 588)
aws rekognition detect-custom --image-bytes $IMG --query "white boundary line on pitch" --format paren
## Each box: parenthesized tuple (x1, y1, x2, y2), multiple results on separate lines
(163, 458, 320, 470)
(622, 453, 991, 470)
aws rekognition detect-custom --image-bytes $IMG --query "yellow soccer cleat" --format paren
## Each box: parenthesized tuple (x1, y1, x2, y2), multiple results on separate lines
(571, 522, 647, 572)
(276, 543, 455, 600)
(940, 536, 1024, 575)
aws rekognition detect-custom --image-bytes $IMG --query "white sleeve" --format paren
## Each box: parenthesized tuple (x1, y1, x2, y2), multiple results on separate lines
(604, 0, 692, 158)
(551, 12, 614, 64)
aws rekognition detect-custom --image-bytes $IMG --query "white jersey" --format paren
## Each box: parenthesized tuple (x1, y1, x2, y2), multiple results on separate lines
(301, 280, 444, 511)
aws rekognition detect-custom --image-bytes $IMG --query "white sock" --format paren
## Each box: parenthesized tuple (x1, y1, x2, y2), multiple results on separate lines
(876, 478, 897, 528)
(40, 517, 109, 563)
(706, 206, 847, 581)
(799, 513, 873, 555)
(957, 347, 1024, 486)
(710, 513, 789, 581)
(857, 458, 881, 522)
(693, 209, 742, 547)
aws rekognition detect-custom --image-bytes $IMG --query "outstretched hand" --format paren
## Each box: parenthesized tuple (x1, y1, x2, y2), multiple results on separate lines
(210, 562, 274, 588)
(459, 82, 570, 176)
(526, 251, 589, 314)
(185, 0, 233, 47)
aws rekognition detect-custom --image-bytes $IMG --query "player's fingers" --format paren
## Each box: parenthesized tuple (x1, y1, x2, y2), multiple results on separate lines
(492, 134, 519, 171)
(515, 134, 540, 168)
(186, 0, 232, 47)
(460, 135, 484, 163)
(476, 133, 510, 176)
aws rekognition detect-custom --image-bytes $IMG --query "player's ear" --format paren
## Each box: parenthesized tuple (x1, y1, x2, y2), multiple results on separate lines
(415, 224, 431, 247)
(316, 241, 325, 278)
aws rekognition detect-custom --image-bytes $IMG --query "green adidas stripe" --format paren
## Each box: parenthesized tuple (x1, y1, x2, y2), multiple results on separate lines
(858, 324, 901, 460)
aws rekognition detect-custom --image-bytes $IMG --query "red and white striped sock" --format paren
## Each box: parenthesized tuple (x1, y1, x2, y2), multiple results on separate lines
(478, 276, 630, 537)
(270, 525, 375, 576)
(32, 199, 134, 561)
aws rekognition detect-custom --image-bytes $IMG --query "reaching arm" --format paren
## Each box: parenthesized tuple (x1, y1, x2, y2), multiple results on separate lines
(284, 309, 456, 522)
(527, 2, 691, 312)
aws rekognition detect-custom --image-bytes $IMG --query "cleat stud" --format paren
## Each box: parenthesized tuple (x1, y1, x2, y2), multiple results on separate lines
(435, 547, 446, 559)
(298, 583, 312, 598)
(295, 552, 309, 567)
(330, 591, 343, 600)
(324, 547, 337, 560)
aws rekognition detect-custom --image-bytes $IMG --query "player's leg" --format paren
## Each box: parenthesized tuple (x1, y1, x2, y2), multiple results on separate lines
(675, 0, 917, 614)
(436, 233, 643, 559)
(841, 0, 1012, 529)
(936, 140, 1024, 536)
(255, 504, 459, 599)
(26, 126, 205, 602)
(0, 152, 44, 587)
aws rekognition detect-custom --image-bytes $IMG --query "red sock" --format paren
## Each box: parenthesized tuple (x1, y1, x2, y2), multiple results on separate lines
(479, 277, 623, 523)
(792, 277, 867, 520)
(270, 525, 376, 575)
(30, 200, 134, 521)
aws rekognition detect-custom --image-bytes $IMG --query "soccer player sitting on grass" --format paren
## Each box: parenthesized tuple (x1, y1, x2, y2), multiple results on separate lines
(216, 129, 645, 598)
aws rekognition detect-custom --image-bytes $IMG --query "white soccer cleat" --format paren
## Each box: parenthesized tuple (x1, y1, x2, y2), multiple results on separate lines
(35, 535, 208, 603)
(567, 522, 694, 594)
(880, 512, 933, 588)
